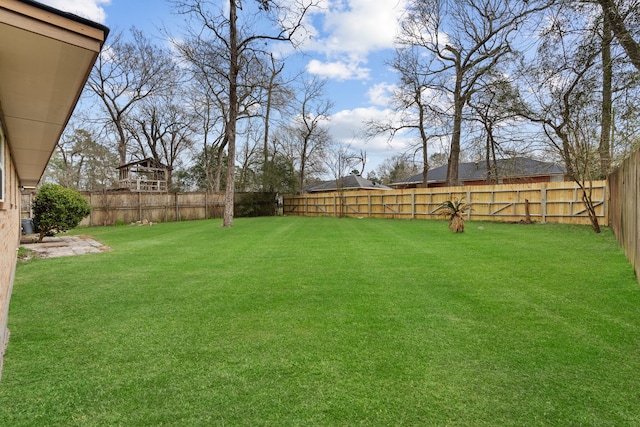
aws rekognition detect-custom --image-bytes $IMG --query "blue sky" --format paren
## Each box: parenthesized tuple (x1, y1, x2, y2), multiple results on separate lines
(39, 0, 417, 174)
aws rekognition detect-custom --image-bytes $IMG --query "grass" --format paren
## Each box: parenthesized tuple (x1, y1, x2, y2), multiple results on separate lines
(1, 216, 639, 426)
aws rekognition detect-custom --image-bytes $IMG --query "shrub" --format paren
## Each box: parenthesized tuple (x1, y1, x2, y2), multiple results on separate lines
(32, 184, 91, 242)
(235, 192, 276, 217)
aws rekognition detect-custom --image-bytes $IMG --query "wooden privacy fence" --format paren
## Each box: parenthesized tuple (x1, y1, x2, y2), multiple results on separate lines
(19, 182, 608, 227)
(284, 181, 608, 226)
(21, 191, 226, 226)
(82, 192, 227, 226)
(608, 150, 640, 280)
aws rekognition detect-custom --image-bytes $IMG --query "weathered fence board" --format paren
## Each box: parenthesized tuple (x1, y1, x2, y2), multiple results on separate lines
(82, 192, 227, 226)
(283, 181, 608, 226)
(21, 191, 226, 226)
(608, 151, 640, 280)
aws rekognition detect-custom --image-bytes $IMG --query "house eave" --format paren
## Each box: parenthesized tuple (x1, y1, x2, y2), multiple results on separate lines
(0, 0, 108, 188)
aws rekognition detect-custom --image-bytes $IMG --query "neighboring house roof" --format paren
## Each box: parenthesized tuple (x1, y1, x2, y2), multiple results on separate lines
(0, 0, 109, 188)
(392, 157, 566, 186)
(306, 175, 393, 192)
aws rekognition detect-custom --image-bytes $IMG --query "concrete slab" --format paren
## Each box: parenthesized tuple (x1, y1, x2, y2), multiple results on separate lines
(20, 235, 111, 259)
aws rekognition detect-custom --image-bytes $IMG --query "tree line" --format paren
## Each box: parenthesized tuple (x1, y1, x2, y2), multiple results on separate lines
(44, 0, 640, 229)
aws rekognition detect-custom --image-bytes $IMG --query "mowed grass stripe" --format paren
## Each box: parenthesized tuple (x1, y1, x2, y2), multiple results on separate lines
(1, 217, 638, 425)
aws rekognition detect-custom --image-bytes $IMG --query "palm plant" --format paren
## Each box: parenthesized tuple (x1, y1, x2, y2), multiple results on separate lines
(436, 198, 471, 233)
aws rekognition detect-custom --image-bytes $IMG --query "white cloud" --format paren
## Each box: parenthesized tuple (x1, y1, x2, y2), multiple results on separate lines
(311, 0, 405, 56)
(306, 58, 370, 81)
(366, 82, 396, 107)
(36, 0, 110, 23)
(302, 0, 405, 82)
(326, 106, 415, 173)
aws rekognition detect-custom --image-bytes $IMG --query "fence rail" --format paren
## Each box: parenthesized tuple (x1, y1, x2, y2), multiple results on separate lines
(284, 181, 608, 226)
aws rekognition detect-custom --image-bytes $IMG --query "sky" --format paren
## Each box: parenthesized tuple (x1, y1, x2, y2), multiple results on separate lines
(38, 0, 417, 176)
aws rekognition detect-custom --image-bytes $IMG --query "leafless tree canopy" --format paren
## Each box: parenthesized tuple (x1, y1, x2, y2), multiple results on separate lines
(87, 29, 178, 166)
(170, 0, 319, 226)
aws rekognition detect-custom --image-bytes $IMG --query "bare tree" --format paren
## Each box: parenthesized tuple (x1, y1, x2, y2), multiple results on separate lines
(324, 144, 366, 218)
(87, 29, 177, 166)
(43, 108, 119, 191)
(260, 54, 296, 190)
(531, 1, 640, 177)
(186, 75, 227, 192)
(292, 77, 334, 192)
(397, 0, 551, 186)
(172, 0, 317, 227)
(600, 6, 614, 175)
(593, 0, 640, 173)
(467, 73, 532, 183)
(269, 126, 303, 192)
(236, 119, 263, 191)
(598, 0, 640, 72)
(375, 154, 421, 185)
(46, 127, 117, 190)
(368, 46, 449, 188)
(517, 13, 604, 232)
(127, 90, 196, 190)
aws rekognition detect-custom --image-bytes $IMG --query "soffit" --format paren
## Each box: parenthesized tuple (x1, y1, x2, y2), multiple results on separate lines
(0, 0, 107, 188)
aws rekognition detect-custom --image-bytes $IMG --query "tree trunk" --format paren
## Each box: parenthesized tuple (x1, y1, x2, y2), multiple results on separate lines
(447, 93, 463, 186)
(581, 189, 601, 233)
(418, 99, 429, 188)
(446, 66, 465, 187)
(223, 0, 238, 227)
(117, 123, 127, 166)
(599, 0, 640, 72)
(299, 137, 308, 193)
(263, 84, 273, 190)
(600, 9, 613, 177)
(263, 55, 282, 191)
(524, 199, 532, 224)
(214, 139, 227, 192)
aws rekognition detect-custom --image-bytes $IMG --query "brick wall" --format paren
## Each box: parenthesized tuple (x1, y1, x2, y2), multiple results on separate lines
(0, 137, 20, 381)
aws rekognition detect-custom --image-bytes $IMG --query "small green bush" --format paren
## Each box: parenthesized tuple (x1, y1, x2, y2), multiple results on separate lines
(32, 184, 91, 242)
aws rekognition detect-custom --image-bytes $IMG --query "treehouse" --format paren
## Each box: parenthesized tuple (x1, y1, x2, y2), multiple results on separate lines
(117, 158, 168, 192)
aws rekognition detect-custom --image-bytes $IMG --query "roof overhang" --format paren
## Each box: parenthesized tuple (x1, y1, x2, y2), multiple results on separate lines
(0, 0, 108, 187)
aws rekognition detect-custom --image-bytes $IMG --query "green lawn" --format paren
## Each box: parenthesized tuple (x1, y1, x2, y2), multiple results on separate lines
(1, 217, 639, 426)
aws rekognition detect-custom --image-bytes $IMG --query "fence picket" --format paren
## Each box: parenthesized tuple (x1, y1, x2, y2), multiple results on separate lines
(609, 151, 640, 280)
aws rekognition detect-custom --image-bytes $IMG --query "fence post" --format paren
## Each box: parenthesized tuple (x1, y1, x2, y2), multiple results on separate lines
(541, 184, 547, 223)
(603, 182, 608, 226)
(333, 194, 337, 217)
(411, 192, 416, 219)
(165, 193, 169, 223)
(89, 192, 93, 226)
(175, 192, 179, 221)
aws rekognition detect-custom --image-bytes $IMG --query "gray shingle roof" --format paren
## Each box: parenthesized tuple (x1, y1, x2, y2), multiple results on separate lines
(393, 157, 566, 185)
(306, 175, 393, 192)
